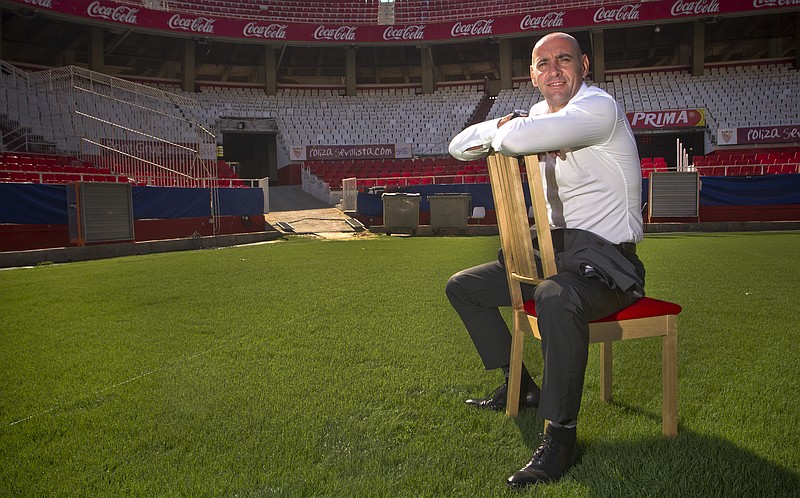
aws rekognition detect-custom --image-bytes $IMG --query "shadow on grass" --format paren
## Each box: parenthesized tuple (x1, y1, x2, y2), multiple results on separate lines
(511, 409, 800, 496)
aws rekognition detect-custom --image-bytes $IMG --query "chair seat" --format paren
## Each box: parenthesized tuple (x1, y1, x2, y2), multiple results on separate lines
(523, 296, 682, 322)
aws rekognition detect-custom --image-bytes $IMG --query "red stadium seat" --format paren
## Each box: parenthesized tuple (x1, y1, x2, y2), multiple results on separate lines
(708, 167, 724, 176)
(766, 165, 782, 175)
(41, 174, 62, 183)
(739, 166, 758, 176)
(726, 166, 743, 176)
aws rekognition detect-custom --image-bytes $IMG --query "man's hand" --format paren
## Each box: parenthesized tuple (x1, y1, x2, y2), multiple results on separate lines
(498, 110, 529, 128)
(498, 113, 516, 128)
(546, 150, 567, 161)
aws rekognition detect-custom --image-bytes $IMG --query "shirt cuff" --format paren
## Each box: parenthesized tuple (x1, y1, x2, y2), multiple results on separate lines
(491, 116, 530, 156)
(448, 118, 501, 161)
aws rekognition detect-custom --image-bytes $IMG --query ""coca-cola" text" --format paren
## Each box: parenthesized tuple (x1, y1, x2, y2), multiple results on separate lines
(670, 0, 720, 16)
(753, 0, 800, 7)
(168, 14, 215, 34)
(313, 25, 357, 41)
(87, 1, 138, 24)
(22, 0, 52, 8)
(383, 25, 425, 41)
(520, 12, 565, 30)
(593, 4, 641, 23)
(451, 19, 493, 37)
(243, 22, 287, 39)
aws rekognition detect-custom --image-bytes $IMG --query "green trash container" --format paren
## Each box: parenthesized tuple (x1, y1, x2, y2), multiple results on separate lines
(382, 192, 421, 235)
(429, 193, 472, 235)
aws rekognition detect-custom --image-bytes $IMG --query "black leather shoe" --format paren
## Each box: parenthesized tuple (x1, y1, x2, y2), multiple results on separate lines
(505, 426, 577, 487)
(465, 382, 540, 411)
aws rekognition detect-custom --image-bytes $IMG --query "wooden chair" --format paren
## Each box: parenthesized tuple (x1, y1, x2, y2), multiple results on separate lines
(486, 153, 681, 437)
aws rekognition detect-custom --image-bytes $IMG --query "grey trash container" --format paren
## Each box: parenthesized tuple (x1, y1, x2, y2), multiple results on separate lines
(382, 192, 421, 235)
(429, 193, 471, 235)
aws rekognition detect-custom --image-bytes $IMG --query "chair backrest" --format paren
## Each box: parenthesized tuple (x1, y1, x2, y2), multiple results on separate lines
(521, 154, 558, 278)
(486, 153, 557, 293)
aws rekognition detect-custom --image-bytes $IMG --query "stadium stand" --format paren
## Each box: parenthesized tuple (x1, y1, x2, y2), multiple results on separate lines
(394, 0, 570, 23)
(607, 64, 800, 131)
(0, 0, 796, 255)
(691, 149, 800, 177)
(179, 63, 799, 188)
(483, 63, 800, 183)
(174, 84, 484, 155)
(118, 0, 381, 23)
(0, 151, 248, 186)
(112, 0, 633, 24)
(0, 152, 122, 184)
(303, 156, 490, 190)
(1, 62, 221, 188)
(488, 63, 800, 135)
(3, 60, 798, 193)
(640, 157, 669, 179)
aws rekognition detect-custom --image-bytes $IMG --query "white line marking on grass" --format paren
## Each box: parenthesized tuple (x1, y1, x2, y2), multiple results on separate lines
(9, 408, 57, 426)
(10, 359, 194, 427)
(9, 312, 313, 427)
(9, 366, 166, 426)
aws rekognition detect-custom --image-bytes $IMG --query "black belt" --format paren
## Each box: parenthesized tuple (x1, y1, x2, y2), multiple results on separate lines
(616, 242, 637, 256)
(539, 229, 636, 256)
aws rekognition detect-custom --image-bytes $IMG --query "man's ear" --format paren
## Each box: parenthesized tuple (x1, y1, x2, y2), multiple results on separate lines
(530, 65, 539, 88)
(581, 54, 590, 78)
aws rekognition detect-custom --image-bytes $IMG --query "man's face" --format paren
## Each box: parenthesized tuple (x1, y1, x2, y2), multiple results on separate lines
(530, 35, 589, 112)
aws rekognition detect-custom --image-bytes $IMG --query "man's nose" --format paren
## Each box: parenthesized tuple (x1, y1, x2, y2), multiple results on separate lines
(545, 63, 562, 77)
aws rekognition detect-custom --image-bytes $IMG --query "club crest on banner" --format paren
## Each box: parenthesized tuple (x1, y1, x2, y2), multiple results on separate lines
(291, 146, 306, 161)
(719, 129, 736, 145)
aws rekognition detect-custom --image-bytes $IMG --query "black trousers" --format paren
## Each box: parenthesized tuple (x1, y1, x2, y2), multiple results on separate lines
(445, 255, 641, 423)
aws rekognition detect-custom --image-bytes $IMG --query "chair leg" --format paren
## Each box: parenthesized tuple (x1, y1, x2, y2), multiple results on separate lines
(662, 317, 678, 436)
(600, 341, 612, 402)
(505, 311, 526, 417)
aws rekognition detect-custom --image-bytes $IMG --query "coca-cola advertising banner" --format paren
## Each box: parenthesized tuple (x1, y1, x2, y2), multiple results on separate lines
(10, 0, 800, 45)
(291, 144, 413, 161)
(718, 125, 800, 145)
(626, 109, 706, 130)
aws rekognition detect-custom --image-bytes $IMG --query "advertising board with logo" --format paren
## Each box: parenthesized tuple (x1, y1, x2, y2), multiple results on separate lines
(10, 0, 797, 45)
(626, 109, 706, 130)
(290, 144, 412, 162)
(718, 125, 800, 146)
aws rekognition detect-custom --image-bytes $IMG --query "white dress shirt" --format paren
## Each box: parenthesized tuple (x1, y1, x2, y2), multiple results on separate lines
(449, 83, 643, 244)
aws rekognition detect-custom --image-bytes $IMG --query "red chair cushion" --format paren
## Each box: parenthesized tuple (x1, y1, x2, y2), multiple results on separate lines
(523, 296, 682, 323)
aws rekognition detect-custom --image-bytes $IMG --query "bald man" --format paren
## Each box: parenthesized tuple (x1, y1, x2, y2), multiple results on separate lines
(447, 32, 645, 487)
